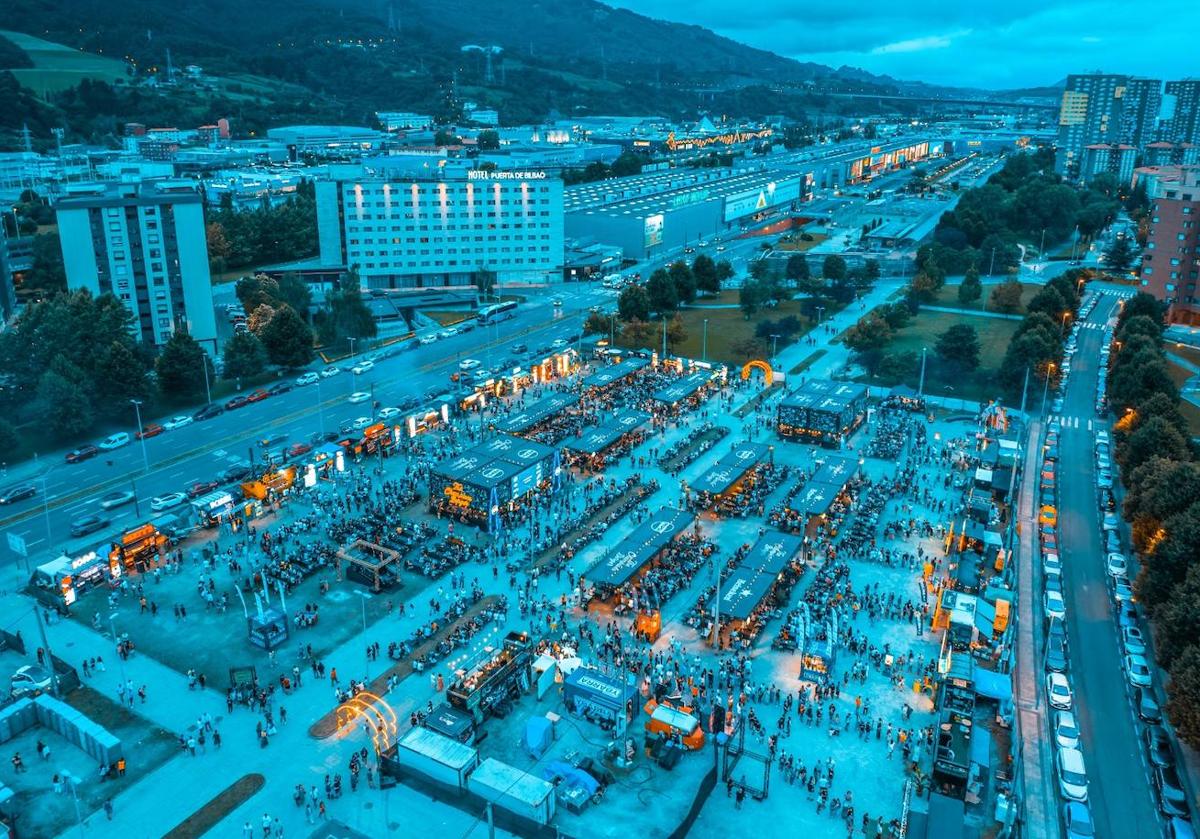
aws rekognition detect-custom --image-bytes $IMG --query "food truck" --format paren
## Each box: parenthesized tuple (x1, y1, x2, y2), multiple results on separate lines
(32, 545, 119, 606)
(562, 667, 639, 731)
(448, 631, 532, 724)
(645, 704, 705, 750)
(110, 523, 169, 573)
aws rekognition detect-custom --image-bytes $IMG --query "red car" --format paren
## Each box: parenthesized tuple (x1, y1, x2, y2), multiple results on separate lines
(225, 395, 250, 410)
(66, 445, 100, 464)
(185, 479, 220, 499)
(246, 389, 270, 403)
(287, 442, 312, 458)
(136, 424, 164, 440)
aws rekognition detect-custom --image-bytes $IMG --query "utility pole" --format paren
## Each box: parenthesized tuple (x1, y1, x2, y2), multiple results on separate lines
(917, 347, 927, 397)
(702, 319, 709, 363)
(131, 399, 150, 472)
(33, 607, 60, 698)
(200, 353, 212, 405)
(661, 316, 667, 360)
(770, 334, 780, 369)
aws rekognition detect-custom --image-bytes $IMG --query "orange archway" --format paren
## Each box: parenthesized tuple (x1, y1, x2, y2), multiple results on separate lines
(740, 359, 774, 386)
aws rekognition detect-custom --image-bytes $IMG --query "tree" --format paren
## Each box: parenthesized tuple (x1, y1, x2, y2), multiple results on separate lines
(1109, 352, 1177, 414)
(1104, 235, 1135, 273)
(474, 268, 497, 300)
(843, 313, 894, 355)
(583, 311, 611, 336)
(622, 318, 653, 347)
(0, 418, 18, 453)
(1118, 293, 1165, 330)
(935, 324, 981, 372)
(222, 330, 269, 380)
(1117, 416, 1189, 481)
(1025, 285, 1068, 322)
(668, 261, 696, 305)
(610, 151, 644, 178)
(692, 255, 721, 295)
(1151, 565, 1200, 669)
(277, 273, 312, 319)
(247, 303, 277, 335)
(324, 285, 377, 347)
(715, 261, 735, 285)
(645, 269, 678, 314)
(877, 351, 919, 383)
(258, 305, 314, 368)
(989, 279, 1024, 314)
(729, 338, 768, 363)
(1166, 644, 1200, 749)
(958, 266, 983, 307)
(476, 129, 500, 150)
(908, 272, 938, 304)
(206, 222, 231, 273)
(617, 285, 651, 322)
(24, 231, 66, 294)
(665, 314, 688, 351)
(156, 331, 213, 401)
(785, 254, 810, 283)
(35, 370, 93, 440)
(863, 259, 881, 283)
(94, 340, 152, 409)
(739, 280, 765, 319)
(879, 302, 911, 330)
(822, 255, 847, 283)
(235, 275, 280, 313)
(749, 259, 772, 282)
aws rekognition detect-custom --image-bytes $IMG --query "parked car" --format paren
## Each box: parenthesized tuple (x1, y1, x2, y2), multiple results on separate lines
(246, 389, 270, 403)
(1122, 626, 1148, 657)
(1145, 725, 1175, 769)
(69, 514, 109, 538)
(1045, 635, 1069, 673)
(296, 372, 320, 386)
(136, 424, 164, 440)
(259, 433, 286, 448)
(98, 490, 135, 510)
(1167, 818, 1197, 839)
(225, 395, 251, 410)
(1113, 577, 1135, 604)
(1136, 687, 1163, 723)
(10, 664, 56, 698)
(65, 445, 100, 463)
(268, 382, 293, 396)
(1155, 765, 1190, 817)
(1125, 654, 1153, 688)
(150, 492, 187, 512)
(1062, 801, 1095, 839)
(287, 442, 312, 458)
(418, 335, 438, 345)
(1047, 672, 1073, 709)
(377, 407, 401, 420)
(350, 416, 372, 431)
(0, 484, 36, 505)
(438, 328, 457, 339)
(1044, 590, 1067, 622)
(98, 432, 131, 450)
(219, 463, 253, 483)
(193, 403, 224, 421)
(351, 361, 375, 375)
(1056, 746, 1089, 801)
(163, 415, 193, 431)
(1106, 553, 1128, 577)
(1054, 710, 1081, 750)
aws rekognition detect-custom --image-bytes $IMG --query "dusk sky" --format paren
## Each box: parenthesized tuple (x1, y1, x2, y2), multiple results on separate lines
(605, 0, 1198, 89)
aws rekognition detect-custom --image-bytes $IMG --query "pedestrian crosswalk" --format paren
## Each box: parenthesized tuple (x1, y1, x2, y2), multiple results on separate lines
(1075, 322, 1105, 332)
(1048, 415, 1093, 430)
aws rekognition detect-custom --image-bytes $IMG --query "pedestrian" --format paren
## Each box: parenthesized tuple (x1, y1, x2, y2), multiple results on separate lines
(243, 822, 254, 839)
(104, 799, 113, 820)
(213, 729, 222, 749)
(318, 801, 327, 821)
(305, 802, 314, 824)
(735, 785, 746, 810)
(279, 705, 287, 724)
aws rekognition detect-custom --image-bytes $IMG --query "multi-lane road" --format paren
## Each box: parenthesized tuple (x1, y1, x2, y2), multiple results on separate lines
(1053, 293, 1161, 837)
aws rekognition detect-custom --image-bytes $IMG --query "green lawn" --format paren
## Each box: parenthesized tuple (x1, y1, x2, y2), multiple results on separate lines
(2, 30, 127, 94)
(932, 281, 1041, 314)
(856, 310, 1021, 404)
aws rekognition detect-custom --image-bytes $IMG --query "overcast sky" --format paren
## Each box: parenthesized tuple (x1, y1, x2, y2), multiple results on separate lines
(605, 0, 1197, 89)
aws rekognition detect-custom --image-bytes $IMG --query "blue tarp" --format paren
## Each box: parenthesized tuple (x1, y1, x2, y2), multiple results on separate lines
(542, 761, 600, 796)
(972, 666, 1013, 703)
(523, 716, 554, 759)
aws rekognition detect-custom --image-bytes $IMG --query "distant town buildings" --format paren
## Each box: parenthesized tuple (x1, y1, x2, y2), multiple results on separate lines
(1055, 73, 1160, 178)
(1163, 80, 1200, 145)
(315, 160, 564, 289)
(1135, 165, 1200, 323)
(54, 180, 217, 349)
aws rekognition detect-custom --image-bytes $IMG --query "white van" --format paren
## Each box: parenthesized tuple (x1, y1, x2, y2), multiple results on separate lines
(98, 432, 131, 450)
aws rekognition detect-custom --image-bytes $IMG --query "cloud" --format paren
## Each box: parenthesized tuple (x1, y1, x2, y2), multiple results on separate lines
(871, 32, 965, 55)
(603, 0, 1195, 88)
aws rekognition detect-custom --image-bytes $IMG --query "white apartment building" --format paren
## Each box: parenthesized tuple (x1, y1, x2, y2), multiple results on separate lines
(55, 180, 217, 350)
(316, 163, 564, 288)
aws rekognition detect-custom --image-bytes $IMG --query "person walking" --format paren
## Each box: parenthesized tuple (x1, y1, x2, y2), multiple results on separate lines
(103, 799, 114, 821)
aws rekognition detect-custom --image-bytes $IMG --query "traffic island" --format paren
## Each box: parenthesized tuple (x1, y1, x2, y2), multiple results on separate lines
(163, 773, 266, 838)
(308, 595, 503, 739)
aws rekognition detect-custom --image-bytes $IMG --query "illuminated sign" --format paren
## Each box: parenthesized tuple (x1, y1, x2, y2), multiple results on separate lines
(467, 170, 548, 180)
(644, 213, 664, 248)
(665, 128, 773, 152)
(444, 482, 473, 508)
(723, 178, 800, 222)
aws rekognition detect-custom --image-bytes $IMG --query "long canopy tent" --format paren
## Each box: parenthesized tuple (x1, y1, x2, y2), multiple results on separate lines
(717, 533, 804, 623)
(494, 393, 580, 436)
(562, 410, 651, 458)
(582, 357, 650, 390)
(690, 442, 773, 499)
(809, 453, 860, 488)
(652, 371, 716, 407)
(428, 434, 562, 532)
(587, 508, 694, 589)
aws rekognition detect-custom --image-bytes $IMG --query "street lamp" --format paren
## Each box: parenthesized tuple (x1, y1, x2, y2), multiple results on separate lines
(130, 400, 150, 473)
(917, 347, 927, 397)
(770, 334, 780, 369)
(702, 319, 709, 363)
(200, 353, 212, 405)
(1040, 362, 1056, 416)
(1060, 311, 1071, 336)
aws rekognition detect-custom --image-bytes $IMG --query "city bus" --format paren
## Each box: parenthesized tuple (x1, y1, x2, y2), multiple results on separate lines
(477, 300, 518, 324)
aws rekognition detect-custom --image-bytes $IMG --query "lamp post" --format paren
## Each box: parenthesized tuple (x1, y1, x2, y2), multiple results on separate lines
(200, 353, 212, 405)
(770, 334, 780, 369)
(315, 378, 326, 436)
(39, 471, 54, 547)
(702, 319, 709, 363)
(816, 306, 825, 326)
(1040, 362, 1056, 416)
(1061, 311, 1070, 336)
(917, 347, 927, 398)
(130, 400, 150, 473)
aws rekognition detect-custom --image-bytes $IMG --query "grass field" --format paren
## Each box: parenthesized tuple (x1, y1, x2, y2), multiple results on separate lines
(1, 30, 127, 94)
(932, 281, 1041, 314)
(1166, 361, 1195, 390)
(855, 310, 1021, 404)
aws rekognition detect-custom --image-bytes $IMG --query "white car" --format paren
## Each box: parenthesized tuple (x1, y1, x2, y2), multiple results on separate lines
(1113, 577, 1135, 604)
(551, 338, 568, 349)
(1054, 710, 1081, 750)
(320, 366, 341, 378)
(295, 372, 319, 386)
(350, 416, 372, 431)
(1106, 553, 1128, 577)
(10, 664, 55, 698)
(1095, 430, 1110, 444)
(348, 392, 371, 404)
(351, 361, 375, 375)
(98, 432, 131, 450)
(1056, 746, 1089, 802)
(419, 334, 438, 345)
(377, 407, 401, 420)
(1123, 626, 1148, 657)
(1047, 672, 1074, 710)
(1043, 552, 1063, 579)
(459, 358, 481, 371)
(163, 415, 193, 431)
(1125, 654, 1152, 688)
(1044, 590, 1067, 622)
(438, 328, 457, 339)
(150, 492, 187, 512)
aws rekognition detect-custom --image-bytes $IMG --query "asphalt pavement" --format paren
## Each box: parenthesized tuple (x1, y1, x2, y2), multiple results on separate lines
(1054, 294, 1160, 837)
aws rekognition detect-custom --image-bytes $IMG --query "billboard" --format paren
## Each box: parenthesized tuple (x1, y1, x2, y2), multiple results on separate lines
(511, 461, 546, 498)
(644, 213, 664, 248)
(722, 177, 802, 223)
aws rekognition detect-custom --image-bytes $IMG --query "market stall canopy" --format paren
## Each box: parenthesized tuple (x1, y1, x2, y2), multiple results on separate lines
(691, 442, 772, 496)
(810, 454, 860, 489)
(792, 482, 841, 518)
(582, 357, 650, 389)
(652, 371, 714, 406)
(563, 410, 651, 456)
(719, 566, 775, 621)
(588, 507, 693, 587)
(740, 532, 802, 577)
(495, 393, 579, 434)
(779, 379, 869, 413)
(478, 434, 559, 468)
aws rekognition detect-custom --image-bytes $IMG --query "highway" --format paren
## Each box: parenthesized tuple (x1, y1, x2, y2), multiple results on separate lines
(1053, 293, 1160, 837)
